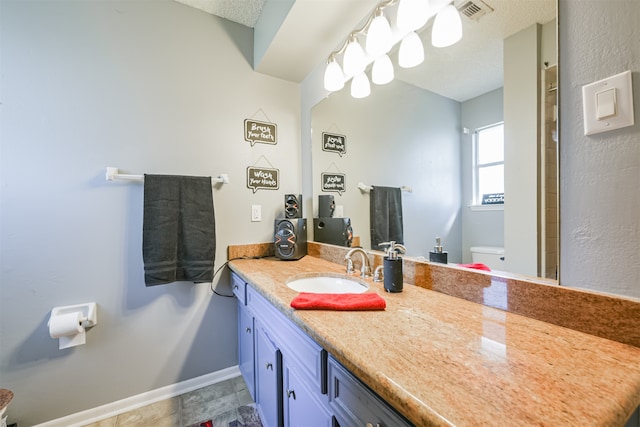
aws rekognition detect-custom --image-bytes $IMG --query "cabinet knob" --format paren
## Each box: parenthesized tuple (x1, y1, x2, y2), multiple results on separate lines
(287, 389, 296, 400)
(365, 424, 381, 427)
(265, 362, 273, 370)
(245, 327, 252, 333)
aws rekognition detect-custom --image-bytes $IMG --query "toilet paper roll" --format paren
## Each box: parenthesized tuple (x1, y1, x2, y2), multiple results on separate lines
(49, 312, 84, 339)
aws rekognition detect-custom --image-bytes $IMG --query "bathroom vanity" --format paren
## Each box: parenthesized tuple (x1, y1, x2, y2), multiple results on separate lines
(228, 252, 640, 426)
(233, 271, 411, 427)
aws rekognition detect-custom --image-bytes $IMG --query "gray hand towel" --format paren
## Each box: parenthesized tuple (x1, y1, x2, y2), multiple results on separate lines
(370, 186, 404, 251)
(143, 175, 216, 286)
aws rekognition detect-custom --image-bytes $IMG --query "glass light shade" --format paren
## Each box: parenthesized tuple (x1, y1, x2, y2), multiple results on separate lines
(351, 72, 371, 98)
(432, 4, 462, 48)
(398, 32, 424, 68)
(323, 58, 344, 92)
(397, 0, 430, 32)
(343, 38, 366, 77)
(366, 13, 392, 56)
(372, 54, 394, 85)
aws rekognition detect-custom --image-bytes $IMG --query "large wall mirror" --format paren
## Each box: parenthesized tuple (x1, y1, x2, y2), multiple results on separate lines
(310, 0, 558, 280)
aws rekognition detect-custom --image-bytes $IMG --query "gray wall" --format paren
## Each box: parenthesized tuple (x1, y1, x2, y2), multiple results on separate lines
(0, 1, 300, 425)
(460, 88, 505, 263)
(559, 0, 640, 298)
(311, 79, 462, 261)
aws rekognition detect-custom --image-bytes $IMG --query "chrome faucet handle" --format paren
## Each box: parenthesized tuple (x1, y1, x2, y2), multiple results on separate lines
(345, 258, 355, 274)
(373, 265, 384, 282)
(361, 264, 372, 278)
(345, 247, 373, 278)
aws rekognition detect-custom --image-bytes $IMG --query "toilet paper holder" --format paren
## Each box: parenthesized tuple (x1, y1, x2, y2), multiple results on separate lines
(50, 302, 98, 328)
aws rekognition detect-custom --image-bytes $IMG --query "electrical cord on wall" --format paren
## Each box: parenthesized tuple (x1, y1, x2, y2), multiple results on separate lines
(210, 255, 269, 297)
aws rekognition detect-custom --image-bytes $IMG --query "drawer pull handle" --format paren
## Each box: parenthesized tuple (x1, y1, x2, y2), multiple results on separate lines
(287, 389, 296, 400)
(233, 284, 239, 290)
(245, 327, 252, 333)
(365, 424, 381, 427)
(265, 362, 273, 370)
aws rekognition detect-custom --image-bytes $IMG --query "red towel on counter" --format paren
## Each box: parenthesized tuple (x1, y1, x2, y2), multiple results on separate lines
(290, 293, 386, 311)
(458, 263, 491, 271)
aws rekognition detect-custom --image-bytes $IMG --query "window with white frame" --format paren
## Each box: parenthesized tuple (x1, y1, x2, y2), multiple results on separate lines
(473, 122, 504, 205)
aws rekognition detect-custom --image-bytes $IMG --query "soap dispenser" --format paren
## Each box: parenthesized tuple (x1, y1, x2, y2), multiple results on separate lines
(429, 237, 448, 264)
(380, 241, 407, 293)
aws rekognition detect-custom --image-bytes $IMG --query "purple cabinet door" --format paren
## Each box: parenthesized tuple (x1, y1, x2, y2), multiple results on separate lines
(283, 358, 332, 427)
(238, 302, 255, 400)
(255, 321, 282, 427)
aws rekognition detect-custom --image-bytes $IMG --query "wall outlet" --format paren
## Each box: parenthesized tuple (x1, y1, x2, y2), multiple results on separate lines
(251, 205, 261, 222)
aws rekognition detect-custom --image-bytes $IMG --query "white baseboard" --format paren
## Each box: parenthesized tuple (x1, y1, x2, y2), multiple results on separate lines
(33, 365, 241, 427)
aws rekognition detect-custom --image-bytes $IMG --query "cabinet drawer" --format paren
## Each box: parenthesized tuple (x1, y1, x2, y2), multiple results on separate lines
(231, 272, 247, 304)
(328, 356, 413, 427)
(247, 284, 325, 394)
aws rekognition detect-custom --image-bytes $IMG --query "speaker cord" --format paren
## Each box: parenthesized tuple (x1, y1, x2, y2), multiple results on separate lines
(210, 255, 269, 297)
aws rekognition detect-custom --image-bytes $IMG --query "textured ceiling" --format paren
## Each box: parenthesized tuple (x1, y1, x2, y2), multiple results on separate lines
(398, 0, 557, 101)
(174, 0, 266, 27)
(173, 0, 556, 102)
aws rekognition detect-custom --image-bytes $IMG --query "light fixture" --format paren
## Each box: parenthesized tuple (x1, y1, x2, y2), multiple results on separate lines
(366, 8, 392, 56)
(397, 0, 430, 32)
(323, 55, 344, 91)
(372, 54, 394, 85)
(343, 35, 366, 77)
(321, 0, 464, 97)
(432, 4, 463, 48)
(398, 31, 424, 68)
(351, 72, 371, 98)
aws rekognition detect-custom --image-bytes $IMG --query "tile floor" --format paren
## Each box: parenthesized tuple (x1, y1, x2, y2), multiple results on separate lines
(82, 375, 257, 427)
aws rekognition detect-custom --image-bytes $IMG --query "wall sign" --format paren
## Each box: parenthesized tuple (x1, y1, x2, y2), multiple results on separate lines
(244, 119, 277, 146)
(482, 193, 504, 205)
(247, 167, 279, 193)
(322, 173, 346, 195)
(322, 132, 346, 156)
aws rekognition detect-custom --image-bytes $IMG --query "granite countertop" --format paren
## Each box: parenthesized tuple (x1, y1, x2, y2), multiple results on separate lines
(0, 388, 13, 411)
(229, 255, 640, 426)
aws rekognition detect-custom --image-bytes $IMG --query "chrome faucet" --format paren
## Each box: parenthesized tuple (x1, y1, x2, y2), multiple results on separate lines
(345, 247, 372, 278)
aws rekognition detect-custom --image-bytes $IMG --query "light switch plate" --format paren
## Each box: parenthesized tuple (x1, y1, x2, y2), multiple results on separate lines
(582, 70, 634, 136)
(251, 205, 261, 222)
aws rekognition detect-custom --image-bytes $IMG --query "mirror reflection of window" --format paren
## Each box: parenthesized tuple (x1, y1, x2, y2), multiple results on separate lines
(474, 122, 504, 205)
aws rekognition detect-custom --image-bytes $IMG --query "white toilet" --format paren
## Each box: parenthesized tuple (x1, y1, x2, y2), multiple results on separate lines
(470, 246, 505, 271)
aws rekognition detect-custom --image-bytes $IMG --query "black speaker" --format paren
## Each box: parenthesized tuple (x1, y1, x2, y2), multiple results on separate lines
(318, 195, 335, 218)
(274, 218, 307, 260)
(284, 194, 302, 218)
(313, 217, 353, 247)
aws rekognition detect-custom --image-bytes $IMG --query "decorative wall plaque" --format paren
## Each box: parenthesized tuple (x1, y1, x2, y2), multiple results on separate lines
(322, 173, 346, 195)
(247, 167, 279, 192)
(322, 132, 346, 156)
(244, 119, 277, 146)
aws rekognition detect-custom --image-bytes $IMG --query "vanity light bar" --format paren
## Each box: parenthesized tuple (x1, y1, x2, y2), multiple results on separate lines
(323, 0, 463, 96)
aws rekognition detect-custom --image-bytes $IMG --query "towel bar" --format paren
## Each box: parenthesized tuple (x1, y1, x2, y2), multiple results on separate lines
(357, 182, 412, 193)
(105, 167, 229, 184)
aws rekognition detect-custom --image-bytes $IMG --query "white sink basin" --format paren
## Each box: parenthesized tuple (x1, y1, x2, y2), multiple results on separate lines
(286, 274, 369, 294)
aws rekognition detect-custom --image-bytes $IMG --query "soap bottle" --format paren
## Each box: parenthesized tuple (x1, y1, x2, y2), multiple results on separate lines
(429, 237, 448, 264)
(380, 241, 407, 293)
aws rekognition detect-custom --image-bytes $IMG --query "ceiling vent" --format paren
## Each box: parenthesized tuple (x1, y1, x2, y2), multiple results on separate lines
(457, 0, 494, 21)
